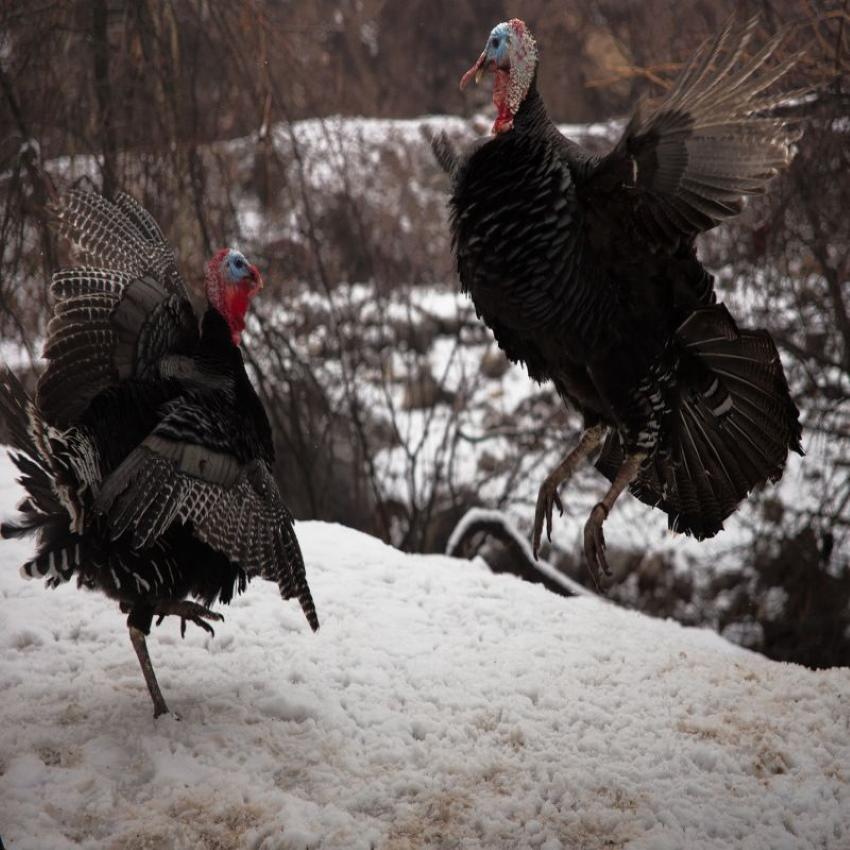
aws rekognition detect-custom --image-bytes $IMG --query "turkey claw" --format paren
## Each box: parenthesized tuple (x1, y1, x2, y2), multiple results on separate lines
(154, 601, 224, 639)
(583, 502, 612, 584)
(532, 479, 564, 560)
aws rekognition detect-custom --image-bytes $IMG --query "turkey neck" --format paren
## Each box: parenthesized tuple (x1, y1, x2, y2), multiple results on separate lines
(511, 73, 548, 136)
(512, 76, 597, 178)
(197, 306, 275, 462)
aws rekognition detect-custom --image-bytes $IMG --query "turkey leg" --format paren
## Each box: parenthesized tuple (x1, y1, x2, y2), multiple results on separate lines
(128, 626, 171, 718)
(531, 424, 607, 559)
(127, 601, 222, 718)
(584, 452, 646, 581)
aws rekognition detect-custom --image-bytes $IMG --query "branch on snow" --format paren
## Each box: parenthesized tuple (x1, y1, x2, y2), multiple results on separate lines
(446, 507, 593, 599)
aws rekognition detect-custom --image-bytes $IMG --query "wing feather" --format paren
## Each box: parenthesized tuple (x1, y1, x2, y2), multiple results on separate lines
(95, 401, 318, 631)
(589, 16, 802, 244)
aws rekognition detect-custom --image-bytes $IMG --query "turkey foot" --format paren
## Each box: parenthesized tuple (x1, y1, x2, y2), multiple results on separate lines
(153, 601, 224, 638)
(531, 424, 606, 559)
(532, 476, 564, 559)
(583, 502, 611, 583)
(583, 452, 646, 583)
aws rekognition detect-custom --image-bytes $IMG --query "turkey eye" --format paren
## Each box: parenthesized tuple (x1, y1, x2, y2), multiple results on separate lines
(491, 37, 499, 48)
(234, 258, 244, 269)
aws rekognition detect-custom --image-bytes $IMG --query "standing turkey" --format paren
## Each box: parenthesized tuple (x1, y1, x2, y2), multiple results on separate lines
(1, 190, 318, 717)
(433, 17, 803, 576)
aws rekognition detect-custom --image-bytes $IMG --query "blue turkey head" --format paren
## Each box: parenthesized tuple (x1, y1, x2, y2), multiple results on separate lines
(460, 18, 539, 135)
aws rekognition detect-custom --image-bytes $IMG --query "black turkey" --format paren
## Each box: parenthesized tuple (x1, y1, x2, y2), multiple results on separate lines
(433, 17, 803, 577)
(1, 190, 317, 717)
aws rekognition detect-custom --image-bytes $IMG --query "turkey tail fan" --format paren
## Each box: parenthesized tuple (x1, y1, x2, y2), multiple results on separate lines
(38, 267, 197, 428)
(49, 190, 183, 292)
(113, 191, 168, 246)
(596, 304, 802, 539)
(36, 269, 131, 425)
(38, 188, 195, 429)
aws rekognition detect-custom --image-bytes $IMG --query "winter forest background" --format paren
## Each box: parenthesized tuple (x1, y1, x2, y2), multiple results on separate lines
(0, 0, 848, 667)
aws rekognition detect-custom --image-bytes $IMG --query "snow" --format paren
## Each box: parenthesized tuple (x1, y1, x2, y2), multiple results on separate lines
(1, 451, 849, 850)
(0, 340, 39, 372)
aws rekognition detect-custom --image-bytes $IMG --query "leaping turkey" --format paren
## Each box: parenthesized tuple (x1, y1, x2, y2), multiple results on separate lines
(1, 190, 318, 717)
(432, 17, 803, 576)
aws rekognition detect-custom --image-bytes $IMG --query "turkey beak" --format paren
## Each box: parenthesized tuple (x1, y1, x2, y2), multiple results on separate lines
(460, 51, 487, 90)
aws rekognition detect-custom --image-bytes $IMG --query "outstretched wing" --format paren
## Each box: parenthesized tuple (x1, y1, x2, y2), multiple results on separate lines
(37, 191, 199, 426)
(584, 17, 802, 245)
(95, 394, 318, 631)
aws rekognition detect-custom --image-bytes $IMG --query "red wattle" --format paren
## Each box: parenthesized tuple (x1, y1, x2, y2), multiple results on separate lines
(224, 284, 253, 345)
(492, 69, 513, 134)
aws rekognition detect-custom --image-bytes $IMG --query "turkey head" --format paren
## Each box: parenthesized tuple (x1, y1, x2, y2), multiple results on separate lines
(205, 248, 263, 345)
(460, 18, 538, 135)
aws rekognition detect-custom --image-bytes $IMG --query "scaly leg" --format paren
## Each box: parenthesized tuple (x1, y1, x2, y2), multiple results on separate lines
(128, 625, 170, 719)
(532, 424, 607, 559)
(584, 452, 646, 582)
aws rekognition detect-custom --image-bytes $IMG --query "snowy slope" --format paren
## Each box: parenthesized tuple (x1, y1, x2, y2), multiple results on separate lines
(0, 452, 848, 850)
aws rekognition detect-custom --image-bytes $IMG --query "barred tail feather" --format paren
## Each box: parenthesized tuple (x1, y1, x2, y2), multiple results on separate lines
(20, 536, 84, 586)
(597, 304, 802, 538)
(49, 190, 179, 285)
(0, 369, 86, 582)
(284, 522, 319, 632)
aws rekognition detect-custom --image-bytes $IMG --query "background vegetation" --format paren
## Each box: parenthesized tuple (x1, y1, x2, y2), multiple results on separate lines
(1, 0, 848, 666)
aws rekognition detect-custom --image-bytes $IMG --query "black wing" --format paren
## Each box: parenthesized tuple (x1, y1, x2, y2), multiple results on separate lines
(583, 17, 801, 246)
(95, 393, 318, 631)
(37, 191, 199, 426)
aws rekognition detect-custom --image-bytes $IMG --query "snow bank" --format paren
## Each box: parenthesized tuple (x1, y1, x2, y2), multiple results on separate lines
(0, 452, 847, 850)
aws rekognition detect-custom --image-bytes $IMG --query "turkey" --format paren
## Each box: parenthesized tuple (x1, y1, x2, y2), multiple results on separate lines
(0, 190, 318, 717)
(432, 17, 803, 577)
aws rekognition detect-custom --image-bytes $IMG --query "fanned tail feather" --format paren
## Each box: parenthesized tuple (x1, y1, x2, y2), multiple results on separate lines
(49, 190, 179, 286)
(597, 304, 802, 538)
(36, 269, 184, 427)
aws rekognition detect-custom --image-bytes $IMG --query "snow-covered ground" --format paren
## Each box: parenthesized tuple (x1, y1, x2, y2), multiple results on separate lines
(1, 454, 848, 849)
